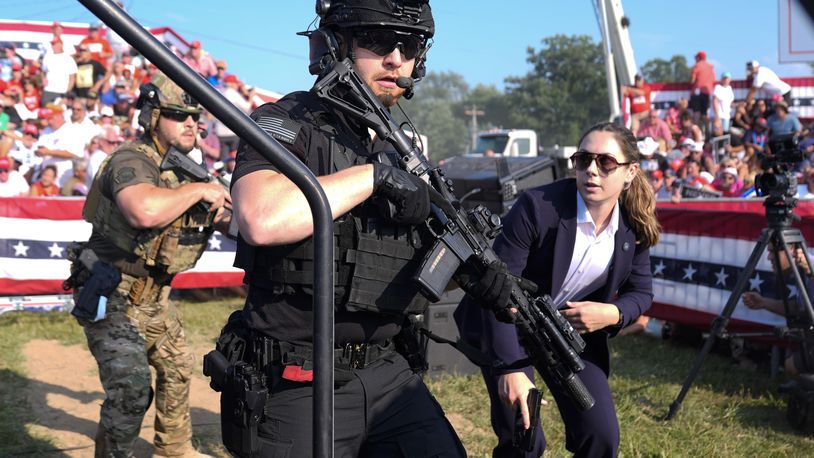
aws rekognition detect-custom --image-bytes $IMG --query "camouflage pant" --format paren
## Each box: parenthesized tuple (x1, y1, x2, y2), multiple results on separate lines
(77, 274, 194, 458)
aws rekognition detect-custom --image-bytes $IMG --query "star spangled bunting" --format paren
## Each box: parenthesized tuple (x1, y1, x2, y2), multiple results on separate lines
(256, 115, 301, 145)
(650, 255, 784, 300)
(1, 238, 237, 260)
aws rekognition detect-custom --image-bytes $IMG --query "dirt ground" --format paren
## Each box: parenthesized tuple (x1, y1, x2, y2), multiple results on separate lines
(19, 338, 476, 457)
(21, 339, 223, 458)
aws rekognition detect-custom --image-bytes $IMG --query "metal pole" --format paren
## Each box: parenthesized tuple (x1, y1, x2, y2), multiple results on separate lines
(76, 2, 335, 456)
(596, 0, 621, 123)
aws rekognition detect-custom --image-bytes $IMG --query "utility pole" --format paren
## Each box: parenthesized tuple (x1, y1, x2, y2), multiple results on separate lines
(464, 104, 485, 152)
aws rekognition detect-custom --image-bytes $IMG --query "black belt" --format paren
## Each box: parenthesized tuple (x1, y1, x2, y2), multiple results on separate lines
(251, 336, 395, 371)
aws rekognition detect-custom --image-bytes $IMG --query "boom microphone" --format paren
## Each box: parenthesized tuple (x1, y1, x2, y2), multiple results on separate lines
(396, 76, 414, 89)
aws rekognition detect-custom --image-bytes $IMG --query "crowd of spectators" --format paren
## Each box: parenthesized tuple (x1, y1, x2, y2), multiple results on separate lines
(0, 20, 249, 198)
(625, 52, 811, 202)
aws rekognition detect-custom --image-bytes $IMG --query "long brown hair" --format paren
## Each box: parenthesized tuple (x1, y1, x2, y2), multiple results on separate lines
(578, 122, 661, 247)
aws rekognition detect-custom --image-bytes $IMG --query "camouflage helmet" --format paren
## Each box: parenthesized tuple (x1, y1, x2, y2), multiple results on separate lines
(318, 0, 434, 38)
(136, 71, 201, 132)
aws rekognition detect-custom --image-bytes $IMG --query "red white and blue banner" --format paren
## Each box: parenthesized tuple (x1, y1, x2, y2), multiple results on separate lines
(0, 197, 243, 313)
(5, 196, 814, 332)
(649, 199, 814, 333)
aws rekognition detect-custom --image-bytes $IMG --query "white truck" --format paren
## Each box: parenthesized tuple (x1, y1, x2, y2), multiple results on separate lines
(470, 129, 539, 157)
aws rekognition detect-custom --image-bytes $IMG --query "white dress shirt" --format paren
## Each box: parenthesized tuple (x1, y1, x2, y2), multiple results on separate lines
(552, 191, 619, 308)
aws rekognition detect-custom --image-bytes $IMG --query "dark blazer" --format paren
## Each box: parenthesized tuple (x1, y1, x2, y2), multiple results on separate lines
(456, 178, 654, 376)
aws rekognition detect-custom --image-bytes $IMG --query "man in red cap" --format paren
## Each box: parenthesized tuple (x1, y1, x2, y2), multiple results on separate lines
(690, 50, 715, 126)
(52, 21, 63, 38)
(182, 40, 217, 79)
(6, 123, 42, 178)
(41, 37, 78, 105)
(79, 23, 114, 66)
(0, 156, 29, 197)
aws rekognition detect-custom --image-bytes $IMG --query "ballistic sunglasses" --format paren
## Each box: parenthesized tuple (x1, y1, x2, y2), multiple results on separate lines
(571, 151, 632, 174)
(160, 109, 200, 123)
(354, 30, 425, 60)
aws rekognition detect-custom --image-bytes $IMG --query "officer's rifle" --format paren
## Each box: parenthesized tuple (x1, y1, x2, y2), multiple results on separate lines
(159, 147, 239, 239)
(311, 56, 595, 411)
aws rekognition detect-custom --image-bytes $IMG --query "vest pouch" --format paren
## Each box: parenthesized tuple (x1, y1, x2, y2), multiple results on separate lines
(343, 224, 428, 316)
(156, 220, 212, 274)
(156, 228, 180, 267)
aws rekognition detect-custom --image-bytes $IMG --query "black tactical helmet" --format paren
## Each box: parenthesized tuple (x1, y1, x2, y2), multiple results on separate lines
(317, 0, 434, 38)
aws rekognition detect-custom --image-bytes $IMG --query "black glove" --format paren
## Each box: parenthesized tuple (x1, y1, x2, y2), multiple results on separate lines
(456, 259, 514, 312)
(372, 162, 431, 225)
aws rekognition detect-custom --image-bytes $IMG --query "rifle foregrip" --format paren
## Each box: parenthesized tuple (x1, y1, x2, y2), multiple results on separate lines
(563, 373, 595, 411)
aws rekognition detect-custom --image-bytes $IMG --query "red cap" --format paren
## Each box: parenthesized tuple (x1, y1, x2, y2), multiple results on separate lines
(23, 124, 39, 136)
(190, 40, 201, 49)
(52, 21, 61, 27)
(224, 74, 240, 85)
(0, 157, 10, 169)
(11, 62, 22, 71)
(651, 169, 664, 180)
(670, 159, 684, 172)
(695, 51, 706, 59)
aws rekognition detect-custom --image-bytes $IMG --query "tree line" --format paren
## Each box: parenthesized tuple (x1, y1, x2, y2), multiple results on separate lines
(400, 34, 692, 161)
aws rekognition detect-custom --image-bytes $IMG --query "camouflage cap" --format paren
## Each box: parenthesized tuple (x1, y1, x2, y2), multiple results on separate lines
(147, 72, 202, 114)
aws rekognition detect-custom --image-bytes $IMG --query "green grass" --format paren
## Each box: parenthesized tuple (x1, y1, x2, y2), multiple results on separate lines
(2, 301, 814, 457)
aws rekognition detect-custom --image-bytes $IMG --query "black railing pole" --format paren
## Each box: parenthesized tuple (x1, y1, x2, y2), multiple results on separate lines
(76, 1, 335, 456)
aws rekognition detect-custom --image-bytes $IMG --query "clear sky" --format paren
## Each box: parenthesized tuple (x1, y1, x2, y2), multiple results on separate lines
(7, 0, 812, 95)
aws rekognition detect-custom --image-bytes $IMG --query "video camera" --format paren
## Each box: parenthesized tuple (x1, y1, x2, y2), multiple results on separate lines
(754, 133, 804, 226)
(755, 134, 803, 197)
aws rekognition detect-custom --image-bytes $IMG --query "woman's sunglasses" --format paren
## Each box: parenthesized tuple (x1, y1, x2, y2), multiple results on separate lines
(571, 151, 632, 174)
(160, 109, 200, 123)
(354, 30, 425, 60)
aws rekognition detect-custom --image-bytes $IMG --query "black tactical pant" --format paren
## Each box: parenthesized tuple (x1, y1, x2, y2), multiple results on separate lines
(251, 352, 466, 457)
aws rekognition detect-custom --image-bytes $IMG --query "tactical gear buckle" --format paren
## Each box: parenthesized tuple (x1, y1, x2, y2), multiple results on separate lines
(343, 343, 367, 369)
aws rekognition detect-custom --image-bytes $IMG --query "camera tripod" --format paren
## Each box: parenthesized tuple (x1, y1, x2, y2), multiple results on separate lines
(666, 197, 814, 422)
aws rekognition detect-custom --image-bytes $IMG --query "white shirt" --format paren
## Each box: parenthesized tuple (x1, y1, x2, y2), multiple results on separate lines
(0, 170, 31, 197)
(42, 51, 78, 94)
(752, 66, 791, 96)
(87, 149, 109, 186)
(38, 122, 90, 184)
(552, 192, 619, 308)
(712, 84, 735, 120)
(9, 139, 41, 177)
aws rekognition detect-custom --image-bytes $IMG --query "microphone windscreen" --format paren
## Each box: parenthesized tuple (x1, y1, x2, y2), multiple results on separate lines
(396, 76, 414, 89)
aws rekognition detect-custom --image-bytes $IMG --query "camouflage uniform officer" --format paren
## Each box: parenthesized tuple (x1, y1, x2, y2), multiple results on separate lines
(73, 73, 230, 458)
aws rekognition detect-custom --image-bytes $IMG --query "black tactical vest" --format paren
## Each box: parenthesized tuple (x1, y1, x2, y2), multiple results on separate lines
(236, 92, 429, 317)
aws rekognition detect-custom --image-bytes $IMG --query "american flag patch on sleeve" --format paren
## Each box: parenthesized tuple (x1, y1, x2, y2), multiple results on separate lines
(256, 115, 301, 145)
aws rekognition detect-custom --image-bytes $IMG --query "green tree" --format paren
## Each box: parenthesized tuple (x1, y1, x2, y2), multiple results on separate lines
(400, 71, 471, 161)
(640, 55, 691, 82)
(504, 34, 610, 147)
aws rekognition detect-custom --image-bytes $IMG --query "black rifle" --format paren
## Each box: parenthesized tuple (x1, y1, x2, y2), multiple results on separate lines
(160, 147, 239, 239)
(311, 58, 595, 411)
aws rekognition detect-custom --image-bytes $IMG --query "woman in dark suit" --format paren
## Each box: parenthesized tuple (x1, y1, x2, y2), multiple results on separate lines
(456, 122, 660, 457)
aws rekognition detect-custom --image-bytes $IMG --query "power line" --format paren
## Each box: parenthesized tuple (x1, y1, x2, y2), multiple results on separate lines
(129, 13, 305, 62)
(163, 27, 306, 61)
(11, 4, 83, 21)
(2, 0, 64, 9)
